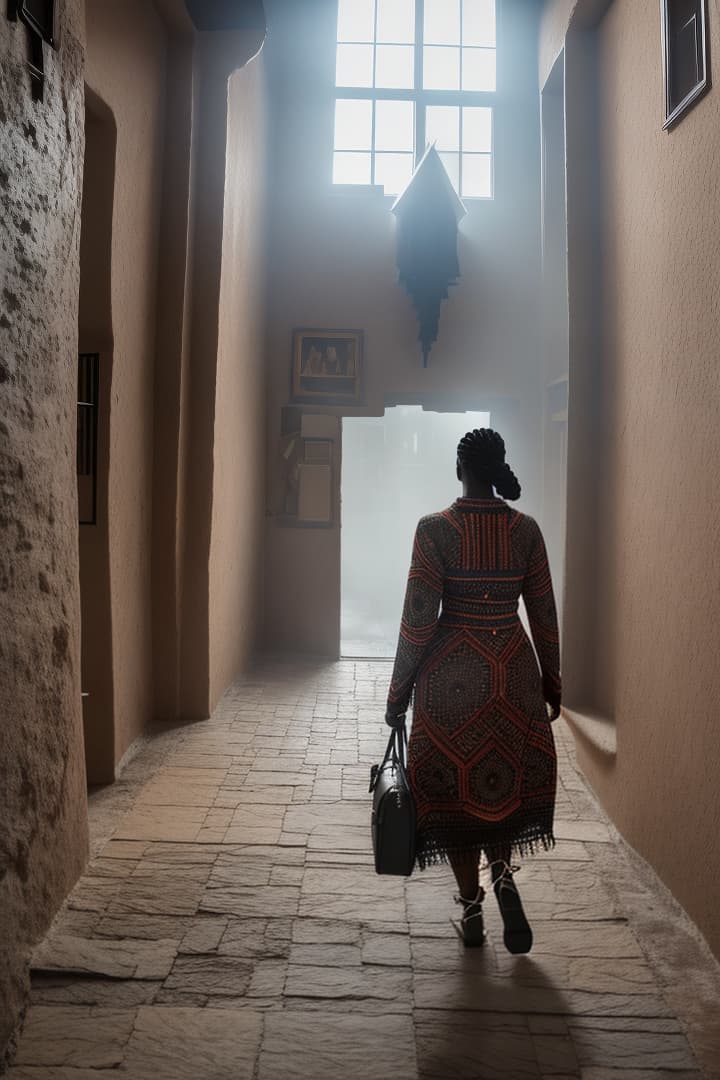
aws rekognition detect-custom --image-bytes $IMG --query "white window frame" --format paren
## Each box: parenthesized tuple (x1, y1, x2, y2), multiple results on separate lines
(333, 0, 497, 199)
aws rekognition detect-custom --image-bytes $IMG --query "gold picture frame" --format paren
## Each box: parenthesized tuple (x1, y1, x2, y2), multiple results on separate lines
(291, 328, 363, 406)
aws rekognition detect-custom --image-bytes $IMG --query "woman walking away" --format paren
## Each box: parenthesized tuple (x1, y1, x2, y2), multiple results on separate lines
(385, 429, 561, 952)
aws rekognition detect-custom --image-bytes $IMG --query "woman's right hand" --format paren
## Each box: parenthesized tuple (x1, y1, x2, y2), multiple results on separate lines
(385, 710, 407, 729)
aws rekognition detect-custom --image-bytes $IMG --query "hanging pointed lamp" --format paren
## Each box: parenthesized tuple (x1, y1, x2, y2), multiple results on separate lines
(392, 145, 467, 367)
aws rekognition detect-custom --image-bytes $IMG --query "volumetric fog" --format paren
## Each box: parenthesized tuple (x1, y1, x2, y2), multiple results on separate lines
(341, 406, 490, 657)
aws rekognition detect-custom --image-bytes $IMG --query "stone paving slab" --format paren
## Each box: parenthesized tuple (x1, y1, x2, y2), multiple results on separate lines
(415, 1011, 541, 1080)
(8, 659, 720, 1079)
(28, 977, 161, 1009)
(122, 1006, 262, 1079)
(31, 935, 178, 980)
(258, 1012, 418, 1080)
(14, 1007, 136, 1069)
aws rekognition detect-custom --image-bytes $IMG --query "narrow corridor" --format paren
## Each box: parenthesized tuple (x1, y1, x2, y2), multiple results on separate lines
(10, 660, 720, 1079)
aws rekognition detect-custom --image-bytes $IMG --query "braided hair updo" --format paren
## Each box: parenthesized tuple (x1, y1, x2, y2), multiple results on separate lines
(456, 428, 521, 501)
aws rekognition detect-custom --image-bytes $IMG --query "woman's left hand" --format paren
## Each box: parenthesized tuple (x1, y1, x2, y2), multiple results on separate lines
(545, 699, 561, 721)
(542, 675, 561, 721)
(385, 710, 406, 729)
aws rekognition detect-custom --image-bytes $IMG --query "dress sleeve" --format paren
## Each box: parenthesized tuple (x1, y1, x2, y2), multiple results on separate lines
(522, 519, 561, 699)
(387, 518, 444, 715)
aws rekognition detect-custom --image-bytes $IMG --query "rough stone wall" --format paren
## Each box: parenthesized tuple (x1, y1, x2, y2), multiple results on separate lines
(0, 2, 89, 1057)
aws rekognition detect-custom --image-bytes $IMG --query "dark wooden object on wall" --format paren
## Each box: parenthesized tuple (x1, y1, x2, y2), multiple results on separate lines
(661, 0, 711, 129)
(392, 146, 466, 367)
(77, 352, 99, 525)
(7, 0, 59, 101)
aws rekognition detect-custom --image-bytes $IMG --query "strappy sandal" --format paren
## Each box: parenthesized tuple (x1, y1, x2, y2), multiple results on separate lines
(452, 887, 486, 948)
(491, 862, 533, 955)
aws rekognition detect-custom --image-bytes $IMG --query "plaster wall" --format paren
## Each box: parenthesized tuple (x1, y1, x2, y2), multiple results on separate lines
(540, 0, 720, 957)
(178, 29, 267, 721)
(539, 0, 576, 85)
(84, 0, 168, 765)
(593, 0, 720, 959)
(152, 32, 195, 724)
(262, 0, 545, 656)
(208, 61, 267, 705)
(0, 2, 89, 1052)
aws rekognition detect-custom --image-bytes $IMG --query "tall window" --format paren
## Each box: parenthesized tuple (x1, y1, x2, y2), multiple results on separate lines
(333, 0, 496, 198)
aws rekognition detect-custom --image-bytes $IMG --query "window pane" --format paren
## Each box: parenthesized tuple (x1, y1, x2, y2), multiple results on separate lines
(423, 46, 460, 89)
(375, 100, 414, 151)
(462, 153, 492, 197)
(337, 0, 375, 42)
(462, 47, 496, 91)
(439, 151, 460, 192)
(375, 152, 414, 195)
(462, 106, 492, 152)
(425, 105, 459, 151)
(375, 44, 415, 88)
(336, 43, 374, 87)
(377, 0, 415, 43)
(333, 152, 372, 185)
(335, 100, 373, 151)
(462, 0, 496, 47)
(424, 0, 460, 45)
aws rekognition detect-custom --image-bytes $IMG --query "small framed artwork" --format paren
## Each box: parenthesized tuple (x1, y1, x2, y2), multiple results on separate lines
(661, 0, 710, 129)
(291, 329, 363, 405)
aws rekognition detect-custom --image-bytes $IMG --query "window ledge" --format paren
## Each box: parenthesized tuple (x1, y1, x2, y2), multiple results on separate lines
(562, 706, 617, 758)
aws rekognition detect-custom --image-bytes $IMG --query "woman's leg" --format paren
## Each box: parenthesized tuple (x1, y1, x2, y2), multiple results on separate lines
(448, 850, 481, 900)
(490, 845, 512, 884)
(448, 850, 485, 947)
(488, 845, 533, 954)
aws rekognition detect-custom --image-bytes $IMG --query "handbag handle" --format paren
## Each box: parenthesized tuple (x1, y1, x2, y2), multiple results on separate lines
(381, 723, 408, 771)
(370, 722, 409, 793)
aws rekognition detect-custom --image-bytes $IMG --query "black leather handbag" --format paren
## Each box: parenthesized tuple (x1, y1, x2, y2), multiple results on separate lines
(369, 724, 416, 876)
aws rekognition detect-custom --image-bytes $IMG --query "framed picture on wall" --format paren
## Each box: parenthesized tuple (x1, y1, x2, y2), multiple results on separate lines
(661, 0, 710, 129)
(291, 329, 364, 406)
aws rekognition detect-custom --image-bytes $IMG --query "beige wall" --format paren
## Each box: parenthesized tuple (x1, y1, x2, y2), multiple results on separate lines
(541, 0, 720, 957)
(151, 29, 195, 725)
(81, 8, 267, 732)
(84, 0, 168, 765)
(540, 0, 576, 85)
(0, 1, 89, 1053)
(177, 30, 267, 720)
(208, 60, 267, 704)
(262, 0, 545, 656)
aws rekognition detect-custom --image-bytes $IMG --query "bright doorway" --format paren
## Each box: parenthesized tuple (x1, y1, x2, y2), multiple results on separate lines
(341, 405, 490, 658)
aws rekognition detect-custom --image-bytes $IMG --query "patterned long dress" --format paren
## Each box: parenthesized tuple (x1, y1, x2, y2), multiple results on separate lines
(387, 497, 561, 868)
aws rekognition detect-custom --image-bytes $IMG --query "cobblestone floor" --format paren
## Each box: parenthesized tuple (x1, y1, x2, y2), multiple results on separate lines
(8, 658, 720, 1079)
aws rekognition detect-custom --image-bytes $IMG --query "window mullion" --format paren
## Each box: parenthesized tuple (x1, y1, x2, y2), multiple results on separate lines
(459, 0, 464, 198)
(414, 0, 425, 163)
(459, 0, 464, 93)
(371, 0, 379, 184)
(371, 100, 377, 185)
